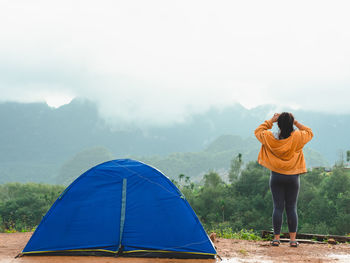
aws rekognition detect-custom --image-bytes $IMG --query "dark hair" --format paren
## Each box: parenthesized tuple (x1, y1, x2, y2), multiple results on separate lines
(277, 112, 294, 139)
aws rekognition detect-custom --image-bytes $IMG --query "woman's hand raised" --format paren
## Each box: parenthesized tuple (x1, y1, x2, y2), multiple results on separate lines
(270, 113, 280, 123)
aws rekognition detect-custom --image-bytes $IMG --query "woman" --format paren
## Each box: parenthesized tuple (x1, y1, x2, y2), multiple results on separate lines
(255, 112, 313, 247)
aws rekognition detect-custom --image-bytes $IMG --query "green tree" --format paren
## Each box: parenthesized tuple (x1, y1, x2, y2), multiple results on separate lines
(323, 166, 350, 201)
(0, 183, 64, 231)
(234, 161, 270, 197)
(178, 174, 185, 184)
(204, 171, 223, 188)
(191, 172, 227, 228)
(228, 153, 243, 183)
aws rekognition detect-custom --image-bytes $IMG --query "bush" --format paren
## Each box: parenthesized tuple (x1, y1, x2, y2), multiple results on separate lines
(0, 183, 64, 232)
(209, 227, 262, 241)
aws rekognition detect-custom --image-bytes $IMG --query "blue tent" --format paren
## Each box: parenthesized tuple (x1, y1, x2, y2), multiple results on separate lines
(22, 159, 216, 259)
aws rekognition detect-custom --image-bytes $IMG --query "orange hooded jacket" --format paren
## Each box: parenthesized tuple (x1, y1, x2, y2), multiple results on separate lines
(255, 120, 313, 175)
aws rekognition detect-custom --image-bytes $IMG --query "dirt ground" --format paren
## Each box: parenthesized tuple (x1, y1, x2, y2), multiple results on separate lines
(0, 233, 349, 263)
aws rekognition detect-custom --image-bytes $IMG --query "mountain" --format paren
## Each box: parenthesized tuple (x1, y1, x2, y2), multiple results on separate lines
(136, 135, 328, 182)
(0, 99, 345, 184)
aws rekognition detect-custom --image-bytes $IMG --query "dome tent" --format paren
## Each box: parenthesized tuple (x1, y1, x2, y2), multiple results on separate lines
(22, 159, 216, 259)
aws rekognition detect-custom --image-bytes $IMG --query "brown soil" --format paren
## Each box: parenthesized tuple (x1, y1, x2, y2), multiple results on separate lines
(0, 233, 349, 263)
(215, 238, 350, 262)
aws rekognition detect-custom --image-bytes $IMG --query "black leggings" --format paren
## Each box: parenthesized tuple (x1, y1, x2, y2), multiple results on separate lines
(270, 171, 300, 235)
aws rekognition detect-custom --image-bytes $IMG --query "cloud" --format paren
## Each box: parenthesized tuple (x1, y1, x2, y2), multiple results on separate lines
(1, 0, 350, 125)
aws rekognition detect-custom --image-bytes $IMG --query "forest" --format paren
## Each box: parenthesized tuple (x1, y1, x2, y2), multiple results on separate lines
(0, 157, 349, 236)
(178, 158, 350, 236)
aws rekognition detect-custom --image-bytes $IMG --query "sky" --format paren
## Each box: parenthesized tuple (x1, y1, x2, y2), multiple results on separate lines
(1, 0, 350, 125)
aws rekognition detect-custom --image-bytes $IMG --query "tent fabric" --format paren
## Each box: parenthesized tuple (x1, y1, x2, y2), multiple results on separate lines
(22, 159, 216, 258)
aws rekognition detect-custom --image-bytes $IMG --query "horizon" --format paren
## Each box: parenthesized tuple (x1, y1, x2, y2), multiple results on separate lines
(1, 97, 345, 127)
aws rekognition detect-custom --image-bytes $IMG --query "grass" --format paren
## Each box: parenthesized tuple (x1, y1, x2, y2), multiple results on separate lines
(2, 226, 36, 233)
(238, 249, 248, 256)
(4, 228, 17, 233)
(210, 228, 262, 241)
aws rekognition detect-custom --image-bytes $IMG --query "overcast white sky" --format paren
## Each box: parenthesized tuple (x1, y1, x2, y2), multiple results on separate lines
(1, 0, 349, 125)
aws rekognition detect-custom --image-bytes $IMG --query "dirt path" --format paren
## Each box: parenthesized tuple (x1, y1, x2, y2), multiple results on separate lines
(0, 233, 349, 263)
(215, 238, 350, 262)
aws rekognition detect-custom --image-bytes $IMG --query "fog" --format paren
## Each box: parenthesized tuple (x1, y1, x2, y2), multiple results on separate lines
(1, 0, 350, 125)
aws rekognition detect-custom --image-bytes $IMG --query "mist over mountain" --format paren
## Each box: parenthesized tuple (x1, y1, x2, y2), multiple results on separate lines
(0, 99, 346, 184)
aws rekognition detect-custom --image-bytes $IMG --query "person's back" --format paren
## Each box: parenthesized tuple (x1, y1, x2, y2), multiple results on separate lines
(255, 112, 313, 174)
(255, 112, 313, 247)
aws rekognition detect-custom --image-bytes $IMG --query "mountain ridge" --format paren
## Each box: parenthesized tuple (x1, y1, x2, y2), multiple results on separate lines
(0, 99, 345, 184)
